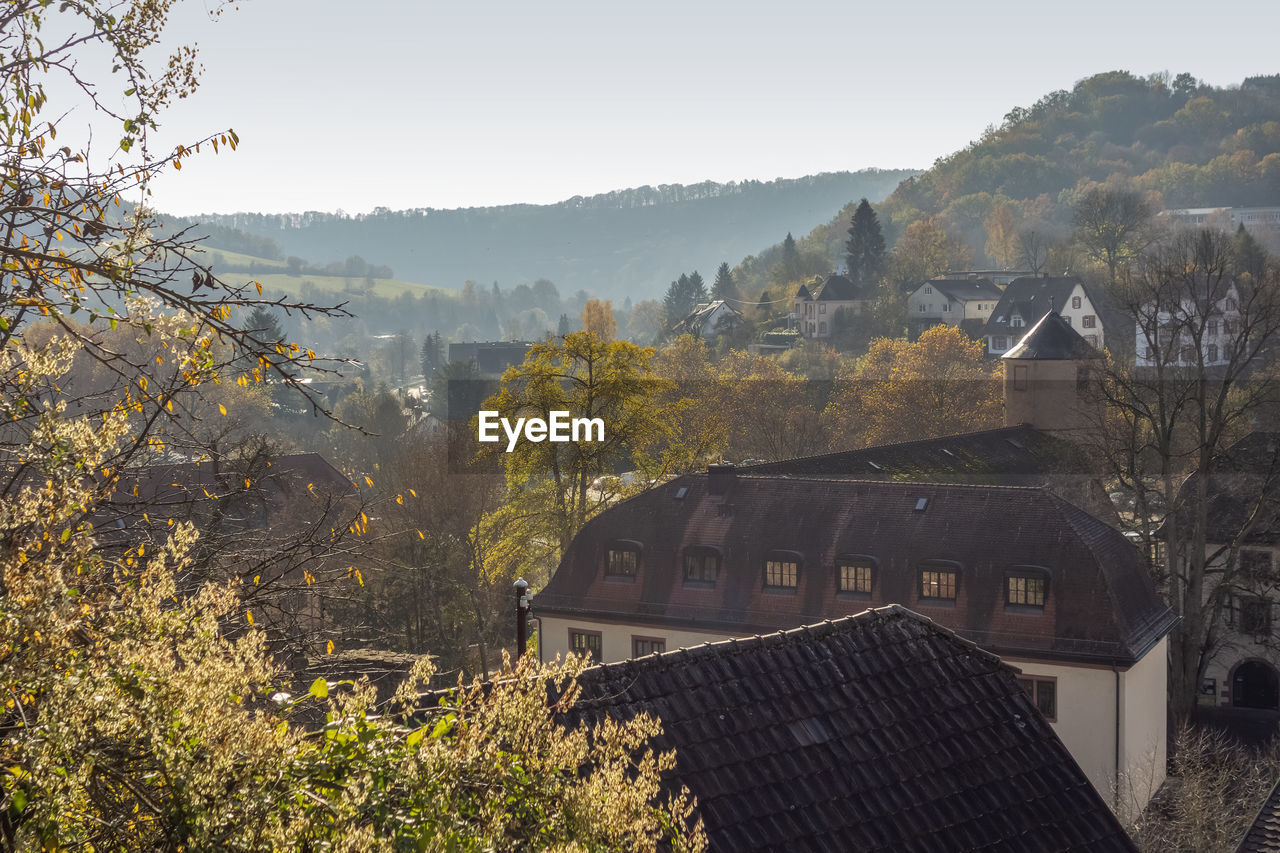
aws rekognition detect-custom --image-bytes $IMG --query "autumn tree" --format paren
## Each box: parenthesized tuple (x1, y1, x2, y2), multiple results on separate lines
(824, 325, 1003, 449)
(889, 218, 972, 284)
(626, 299, 666, 344)
(983, 203, 1018, 268)
(481, 331, 670, 559)
(713, 350, 826, 461)
(1088, 227, 1280, 717)
(845, 198, 887, 284)
(581, 298, 618, 341)
(1072, 184, 1155, 282)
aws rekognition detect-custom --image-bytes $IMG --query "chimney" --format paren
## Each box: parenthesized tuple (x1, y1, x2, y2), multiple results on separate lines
(707, 462, 737, 496)
(1048, 295, 1056, 313)
(968, 272, 977, 281)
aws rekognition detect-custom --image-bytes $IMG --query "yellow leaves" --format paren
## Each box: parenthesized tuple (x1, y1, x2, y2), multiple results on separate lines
(395, 494, 403, 505)
(245, 610, 253, 625)
(409, 489, 417, 498)
(253, 575, 260, 585)
(326, 640, 335, 655)
(172, 159, 181, 170)
(255, 281, 262, 295)
(218, 404, 227, 416)
(244, 478, 251, 489)
(364, 476, 374, 488)
(303, 570, 315, 586)
(416, 530, 425, 540)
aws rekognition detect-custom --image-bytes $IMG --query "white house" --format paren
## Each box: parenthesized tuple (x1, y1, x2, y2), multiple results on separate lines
(983, 276, 1105, 355)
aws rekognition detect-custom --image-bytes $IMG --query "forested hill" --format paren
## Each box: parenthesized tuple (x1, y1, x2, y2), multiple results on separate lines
(168, 170, 914, 301)
(737, 72, 1280, 294)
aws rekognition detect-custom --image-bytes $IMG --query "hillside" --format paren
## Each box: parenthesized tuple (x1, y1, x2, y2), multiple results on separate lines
(738, 71, 1280, 295)
(169, 170, 915, 301)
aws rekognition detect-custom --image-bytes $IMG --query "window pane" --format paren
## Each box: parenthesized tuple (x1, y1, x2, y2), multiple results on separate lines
(1008, 575, 1045, 606)
(1035, 680, 1056, 719)
(684, 551, 718, 582)
(607, 548, 637, 577)
(839, 561, 872, 593)
(633, 637, 666, 656)
(766, 559, 797, 588)
(921, 570, 956, 599)
(570, 631, 602, 662)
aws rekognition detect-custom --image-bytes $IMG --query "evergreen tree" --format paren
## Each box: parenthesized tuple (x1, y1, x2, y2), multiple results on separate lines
(662, 273, 709, 322)
(757, 289, 773, 318)
(244, 307, 285, 344)
(781, 233, 800, 281)
(557, 313, 572, 337)
(712, 262, 736, 302)
(845, 199, 887, 285)
(491, 281, 502, 300)
(420, 331, 444, 378)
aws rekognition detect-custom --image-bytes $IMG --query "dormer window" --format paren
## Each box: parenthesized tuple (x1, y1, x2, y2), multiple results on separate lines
(764, 550, 802, 590)
(683, 546, 720, 584)
(919, 561, 960, 602)
(604, 540, 642, 579)
(1006, 567, 1049, 609)
(837, 556, 874, 595)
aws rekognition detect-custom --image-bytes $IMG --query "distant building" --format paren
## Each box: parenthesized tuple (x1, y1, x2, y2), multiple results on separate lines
(907, 276, 1004, 332)
(1133, 279, 1241, 369)
(940, 269, 1033, 286)
(1164, 206, 1280, 234)
(447, 341, 533, 375)
(671, 299, 743, 342)
(983, 276, 1105, 355)
(793, 274, 874, 339)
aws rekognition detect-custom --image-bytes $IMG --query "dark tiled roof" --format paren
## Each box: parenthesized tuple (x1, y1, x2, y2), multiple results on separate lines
(540, 474, 1176, 666)
(1240, 776, 1280, 852)
(566, 606, 1136, 852)
(928, 278, 1004, 303)
(1003, 311, 1100, 360)
(984, 277, 1088, 339)
(810, 273, 873, 302)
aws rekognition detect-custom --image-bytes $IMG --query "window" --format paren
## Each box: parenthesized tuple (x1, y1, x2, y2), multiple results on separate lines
(1017, 677, 1057, 720)
(1071, 296, 1081, 309)
(1011, 314, 1024, 328)
(924, 285, 933, 294)
(569, 629, 602, 662)
(605, 541, 641, 578)
(991, 336, 1008, 352)
(944, 302, 952, 313)
(1242, 550, 1274, 582)
(1207, 344, 1219, 362)
(1062, 315, 1071, 326)
(683, 547, 720, 584)
(1239, 597, 1272, 636)
(1087, 334, 1098, 347)
(918, 304, 927, 313)
(919, 564, 957, 601)
(1006, 571, 1047, 608)
(1082, 315, 1096, 328)
(764, 551, 801, 589)
(1208, 320, 1219, 337)
(819, 303, 826, 314)
(819, 321, 827, 335)
(838, 557, 874, 594)
(1013, 364, 1028, 391)
(632, 636, 666, 657)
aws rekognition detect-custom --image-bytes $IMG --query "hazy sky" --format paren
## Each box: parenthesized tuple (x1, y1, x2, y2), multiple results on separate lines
(122, 0, 1280, 215)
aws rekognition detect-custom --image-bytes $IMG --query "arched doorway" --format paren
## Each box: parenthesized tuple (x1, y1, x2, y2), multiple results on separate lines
(1232, 660, 1280, 709)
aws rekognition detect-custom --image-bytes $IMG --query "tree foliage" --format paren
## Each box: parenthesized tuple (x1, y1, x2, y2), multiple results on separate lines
(845, 198, 886, 284)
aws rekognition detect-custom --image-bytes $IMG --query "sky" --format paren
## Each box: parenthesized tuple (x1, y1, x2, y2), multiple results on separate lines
(94, 0, 1280, 215)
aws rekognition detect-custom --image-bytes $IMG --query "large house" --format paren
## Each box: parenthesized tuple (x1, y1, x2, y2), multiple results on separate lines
(793, 273, 874, 339)
(671, 299, 744, 342)
(537, 467, 1175, 807)
(562, 606, 1136, 851)
(906, 276, 1003, 334)
(983, 276, 1105, 355)
(1133, 278, 1242, 369)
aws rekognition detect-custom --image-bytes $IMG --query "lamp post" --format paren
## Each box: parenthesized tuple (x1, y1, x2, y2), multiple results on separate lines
(514, 577, 532, 657)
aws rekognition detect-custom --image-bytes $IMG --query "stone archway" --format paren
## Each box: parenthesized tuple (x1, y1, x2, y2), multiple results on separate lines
(1232, 659, 1280, 710)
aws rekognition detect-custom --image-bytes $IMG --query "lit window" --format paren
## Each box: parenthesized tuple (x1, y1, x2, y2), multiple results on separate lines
(838, 558, 873, 594)
(1007, 572, 1047, 608)
(570, 630, 602, 662)
(1017, 677, 1057, 720)
(632, 636, 666, 657)
(920, 567, 957, 601)
(605, 542, 640, 578)
(764, 552, 800, 589)
(683, 547, 720, 583)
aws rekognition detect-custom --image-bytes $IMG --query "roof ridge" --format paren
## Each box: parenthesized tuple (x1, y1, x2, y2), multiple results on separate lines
(736, 425, 1039, 470)
(580, 605, 1009, 679)
(735, 474, 1053, 494)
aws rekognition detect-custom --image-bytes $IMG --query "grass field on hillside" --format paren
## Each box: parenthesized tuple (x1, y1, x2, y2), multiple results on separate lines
(193, 246, 458, 301)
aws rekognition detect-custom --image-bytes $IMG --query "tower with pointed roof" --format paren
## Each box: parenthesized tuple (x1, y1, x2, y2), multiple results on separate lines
(1003, 309, 1102, 435)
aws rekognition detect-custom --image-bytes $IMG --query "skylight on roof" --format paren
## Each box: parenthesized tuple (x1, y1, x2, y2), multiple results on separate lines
(868, 461, 882, 471)
(914, 498, 929, 511)
(674, 486, 689, 500)
(941, 449, 956, 458)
